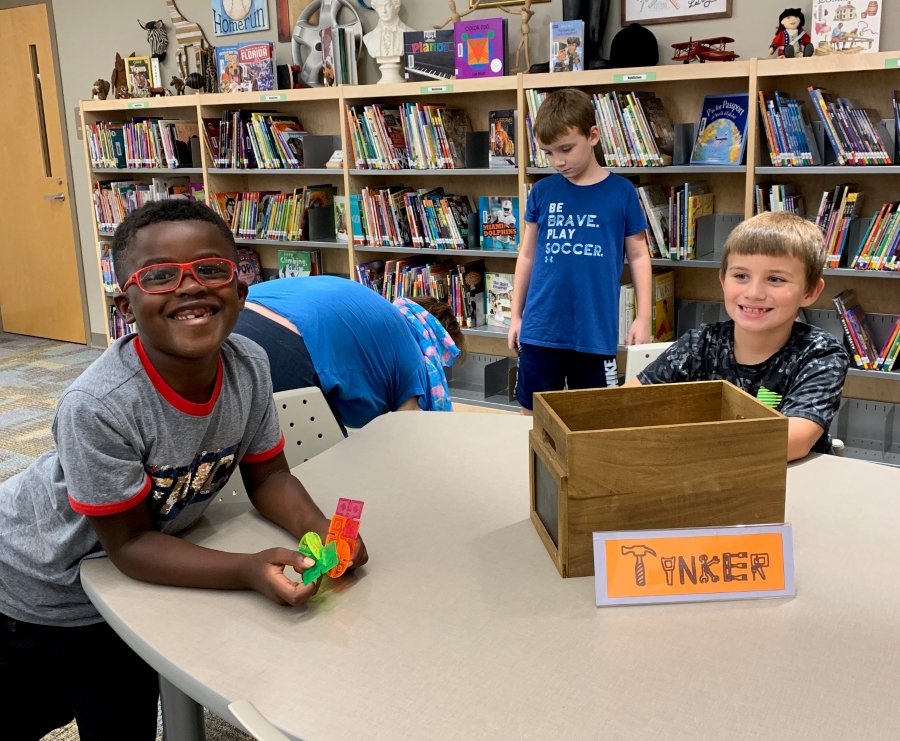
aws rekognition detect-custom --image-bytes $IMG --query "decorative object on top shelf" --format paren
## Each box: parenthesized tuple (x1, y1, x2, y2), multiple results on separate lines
(455, 16, 508, 79)
(185, 72, 205, 92)
(769, 8, 814, 58)
(499, 0, 533, 72)
(671, 37, 739, 64)
(291, 0, 362, 87)
(171, 75, 186, 94)
(564, 0, 611, 70)
(138, 19, 169, 62)
(810, 0, 881, 56)
(110, 53, 133, 99)
(364, 0, 414, 84)
(91, 79, 110, 100)
(691, 94, 749, 167)
(622, 0, 731, 25)
(608, 23, 658, 68)
(167, 0, 212, 47)
(166, 0, 218, 92)
(433, 0, 481, 30)
(212, 0, 269, 36)
(403, 29, 455, 82)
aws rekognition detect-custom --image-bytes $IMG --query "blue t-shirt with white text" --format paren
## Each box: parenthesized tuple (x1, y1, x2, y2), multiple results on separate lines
(521, 172, 647, 355)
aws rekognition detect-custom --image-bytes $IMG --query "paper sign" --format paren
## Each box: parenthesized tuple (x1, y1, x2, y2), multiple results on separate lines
(594, 524, 794, 606)
(421, 84, 453, 94)
(127, 101, 150, 109)
(260, 93, 287, 101)
(885, 59, 900, 69)
(614, 72, 656, 83)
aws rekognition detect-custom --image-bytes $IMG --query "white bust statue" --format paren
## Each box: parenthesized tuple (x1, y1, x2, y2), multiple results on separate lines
(363, 0, 413, 60)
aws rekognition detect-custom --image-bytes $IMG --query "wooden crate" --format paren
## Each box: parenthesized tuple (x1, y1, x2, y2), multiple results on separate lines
(530, 381, 788, 578)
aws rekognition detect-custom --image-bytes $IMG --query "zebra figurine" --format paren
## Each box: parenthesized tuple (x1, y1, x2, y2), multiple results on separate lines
(138, 19, 169, 62)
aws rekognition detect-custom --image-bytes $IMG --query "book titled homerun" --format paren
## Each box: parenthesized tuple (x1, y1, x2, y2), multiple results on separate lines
(216, 42, 276, 93)
(404, 30, 454, 82)
(691, 93, 749, 166)
(455, 18, 508, 80)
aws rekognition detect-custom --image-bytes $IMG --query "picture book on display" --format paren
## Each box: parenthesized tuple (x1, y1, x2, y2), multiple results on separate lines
(237, 250, 262, 286)
(549, 20, 584, 73)
(334, 195, 349, 242)
(691, 94, 749, 166)
(485, 272, 515, 327)
(651, 270, 675, 342)
(479, 196, 519, 251)
(216, 42, 276, 93)
(810, 0, 881, 56)
(404, 30, 454, 82)
(125, 56, 152, 96)
(278, 250, 324, 278)
(455, 18, 507, 79)
(489, 110, 516, 168)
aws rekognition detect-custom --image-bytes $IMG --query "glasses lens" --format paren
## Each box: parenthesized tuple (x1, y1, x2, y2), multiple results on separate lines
(138, 264, 182, 291)
(193, 259, 234, 286)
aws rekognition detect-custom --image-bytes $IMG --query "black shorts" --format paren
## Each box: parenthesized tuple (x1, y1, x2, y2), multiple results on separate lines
(515, 342, 618, 410)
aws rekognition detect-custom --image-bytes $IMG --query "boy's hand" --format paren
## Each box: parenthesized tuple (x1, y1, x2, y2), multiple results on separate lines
(347, 534, 369, 571)
(626, 316, 651, 346)
(508, 318, 522, 353)
(241, 548, 321, 606)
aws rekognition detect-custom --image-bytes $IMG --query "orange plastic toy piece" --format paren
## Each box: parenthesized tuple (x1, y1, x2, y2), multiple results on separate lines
(325, 498, 364, 578)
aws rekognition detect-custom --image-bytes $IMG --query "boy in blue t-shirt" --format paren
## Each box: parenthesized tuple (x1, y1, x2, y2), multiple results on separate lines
(509, 88, 653, 412)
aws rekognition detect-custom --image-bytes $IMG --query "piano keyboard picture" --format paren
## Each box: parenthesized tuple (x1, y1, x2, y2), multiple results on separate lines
(404, 29, 455, 83)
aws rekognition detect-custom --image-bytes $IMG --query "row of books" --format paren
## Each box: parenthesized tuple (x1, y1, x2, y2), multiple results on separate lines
(92, 179, 204, 233)
(634, 182, 713, 261)
(808, 87, 892, 166)
(815, 183, 863, 268)
(834, 289, 900, 371)
(591, 91, 674, 168)
(852, 201, 900, 271)
(758, 92, 818, 167)
(618, 270, 676, 344)
(208, 187, 337, 242)
(87, 120, 198, 170)
(321, 26, 359, 86)
(203, 111, 307, 169)
(108, 306, 134, 341)
(99, 245, 118, 294)
(754, 183, 805, 216)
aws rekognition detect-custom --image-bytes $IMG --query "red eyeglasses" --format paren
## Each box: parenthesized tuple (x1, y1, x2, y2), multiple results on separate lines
(121, 258, 238, 294)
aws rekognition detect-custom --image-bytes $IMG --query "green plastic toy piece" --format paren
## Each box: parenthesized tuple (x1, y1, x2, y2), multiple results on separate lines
(298, 535, 340, 585)
(320, 540, 339, 571)
(298, 531, 324, 560)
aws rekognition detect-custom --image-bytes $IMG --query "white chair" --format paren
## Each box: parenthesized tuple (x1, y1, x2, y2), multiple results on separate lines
(623, 342, 674, 383)
(229, 700, 290, 741)
(212, 387, 344, 505)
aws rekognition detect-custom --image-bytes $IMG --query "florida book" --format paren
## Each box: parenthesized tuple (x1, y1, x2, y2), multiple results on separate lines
(404, 30, 454, 82)
(216, 42, 276, 93)
(485, 272, 515, 327)
(455, 18, 508, 80)
(691, 94, 749, 166)
(549, 20, 584, 73)
(479, 196, 519, 251)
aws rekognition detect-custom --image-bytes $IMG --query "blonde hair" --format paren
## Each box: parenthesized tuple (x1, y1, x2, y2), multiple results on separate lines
(720, 211, 825, 290)
(533, 88, 596, 145)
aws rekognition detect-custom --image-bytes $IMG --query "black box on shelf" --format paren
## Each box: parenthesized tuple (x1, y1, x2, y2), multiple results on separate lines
(307, 205, 336, 242)
(465, 132, 490, 169)
(303, 136, 342, 169)
(695, 214, 742, 260)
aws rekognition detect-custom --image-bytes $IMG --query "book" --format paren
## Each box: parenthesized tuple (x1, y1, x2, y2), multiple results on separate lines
(439, 109, 469, 169)
(833, 289, 879, 369)
(807, 87, 891, 166)
(356, 260, 386, 292)
(237, 250, 262, 286)
(489, 110, 516, 168)
(479, 196, 519, 251)
(457, 259, 486, 327)
(278, 250, 313, 278)
(455, 18, 507, 80)
(334, 195, 349, 242)
(216, 42, 276, 93)
(758, 91, 818, 167)
(634, 92, 675, 165)
(636, 184, 670, 259)
(691, 94, 749, 166)
(485, 272, 515, 327)
(404, 30, 454, 83)
(810, 0, 881, 56)
(651, 270, 675, 342)
(549, 20, 584, 73)
(618, 283, 636, 345)
(125, 56, 152, 97)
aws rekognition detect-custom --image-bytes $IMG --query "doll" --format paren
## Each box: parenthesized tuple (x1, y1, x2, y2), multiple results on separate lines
(769, 8, 814, 58)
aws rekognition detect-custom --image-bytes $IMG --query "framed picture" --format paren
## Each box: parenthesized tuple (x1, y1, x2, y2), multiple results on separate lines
(275, 0, 315, 43)
(211, 0, 269, 37)
(124, 56, 152, 96)
(622, 0, 732, 26)
(469, 0, 549, 9)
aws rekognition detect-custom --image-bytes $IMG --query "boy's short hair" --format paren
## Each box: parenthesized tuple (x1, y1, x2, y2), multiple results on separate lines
(720, 211, 825, 290)
(112, 199, 237, 287)
(409, 295, 468, 365)
(533, 88, 595, 145)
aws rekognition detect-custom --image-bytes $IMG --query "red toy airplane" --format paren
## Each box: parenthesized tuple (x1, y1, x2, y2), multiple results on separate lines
(671, 37, 740, 64)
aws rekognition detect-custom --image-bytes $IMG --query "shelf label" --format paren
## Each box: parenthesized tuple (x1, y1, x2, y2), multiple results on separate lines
(260, 93, 287, 101)
(613, 72, 656, 82)
(421, 84, 453, 94)
(885, 59, 900, 69)
(594, 524, 794, 607)
(127, 101, 150, 109)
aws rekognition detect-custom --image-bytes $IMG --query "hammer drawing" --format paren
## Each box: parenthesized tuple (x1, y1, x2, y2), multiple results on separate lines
(621, 545, 657, 587)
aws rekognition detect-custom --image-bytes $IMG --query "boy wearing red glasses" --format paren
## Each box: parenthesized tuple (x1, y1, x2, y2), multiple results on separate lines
(0, 200, 366, 740)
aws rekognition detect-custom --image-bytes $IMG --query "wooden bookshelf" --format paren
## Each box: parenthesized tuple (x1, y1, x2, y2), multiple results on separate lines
(79, 53, 900, 405)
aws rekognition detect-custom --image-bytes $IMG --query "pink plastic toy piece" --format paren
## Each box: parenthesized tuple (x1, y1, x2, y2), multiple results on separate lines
(336, 498, 364, 518)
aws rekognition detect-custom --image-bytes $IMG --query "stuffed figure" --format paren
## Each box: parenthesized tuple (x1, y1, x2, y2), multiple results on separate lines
(770, 8, 814, 58)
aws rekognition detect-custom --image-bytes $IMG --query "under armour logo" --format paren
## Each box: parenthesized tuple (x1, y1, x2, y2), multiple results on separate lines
(545, 255, 554, 263)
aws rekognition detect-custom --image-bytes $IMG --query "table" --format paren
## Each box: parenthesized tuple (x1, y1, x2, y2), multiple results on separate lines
(82, 413, 900, 740)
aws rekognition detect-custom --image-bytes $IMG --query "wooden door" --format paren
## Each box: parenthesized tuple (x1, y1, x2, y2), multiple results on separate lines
(0, 4, 86, 343)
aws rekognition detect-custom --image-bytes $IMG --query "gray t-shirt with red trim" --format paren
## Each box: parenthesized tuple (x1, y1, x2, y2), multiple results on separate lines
(0, 333, 284, 627)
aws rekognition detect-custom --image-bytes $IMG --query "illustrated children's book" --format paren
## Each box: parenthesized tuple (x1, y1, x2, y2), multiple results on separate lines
(216, 42, 276, 93)
(691, 94, 749, 166)
(404, 30, 455, 82)
(237, 250, 262, 286)
(651, 270, 675, 342)
(334, 195, 349, 242)
(810, 0, 881, 56)
(549, 20, 584, 73)
(489, 110, 516, 168)
(455, 18, 508, 80)
(278, 250, 313, 278)
(125, 56, 152, 96)
(479, 196, 519, 251)
(485, 272, 515, 327)
(438, 108, 470, 169)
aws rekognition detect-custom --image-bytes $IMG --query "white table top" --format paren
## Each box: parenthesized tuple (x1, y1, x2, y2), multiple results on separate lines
(81, 413, 900, 740)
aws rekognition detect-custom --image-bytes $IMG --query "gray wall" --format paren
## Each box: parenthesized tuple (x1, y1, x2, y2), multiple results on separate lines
(51, 0, 900, 338)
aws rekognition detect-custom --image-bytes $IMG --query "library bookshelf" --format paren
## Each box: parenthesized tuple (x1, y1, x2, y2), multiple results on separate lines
(80, 52, 900, 421)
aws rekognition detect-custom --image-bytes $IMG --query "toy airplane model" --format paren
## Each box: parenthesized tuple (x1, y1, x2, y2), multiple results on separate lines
(671, 37, 740, 64)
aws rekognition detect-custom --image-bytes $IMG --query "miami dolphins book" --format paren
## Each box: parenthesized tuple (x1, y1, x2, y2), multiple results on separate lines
(455, 18, 508, 80)
(691, 93, 750, 166)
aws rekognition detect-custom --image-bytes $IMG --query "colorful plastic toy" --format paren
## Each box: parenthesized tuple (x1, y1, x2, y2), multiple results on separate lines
(297, 498, 364, 584)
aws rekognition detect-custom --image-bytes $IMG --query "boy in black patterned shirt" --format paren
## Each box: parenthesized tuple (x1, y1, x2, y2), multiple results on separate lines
(625, 211, 849, 461)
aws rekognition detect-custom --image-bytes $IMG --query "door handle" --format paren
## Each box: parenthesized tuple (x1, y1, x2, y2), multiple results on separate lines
(44, 193, 65, 201)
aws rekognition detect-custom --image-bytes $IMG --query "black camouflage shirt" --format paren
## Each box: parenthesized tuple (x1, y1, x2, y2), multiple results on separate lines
(638, 321, 850, 454)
